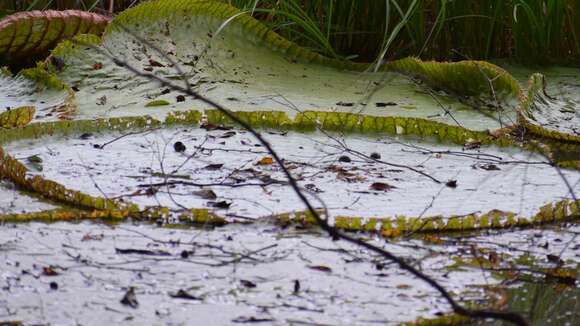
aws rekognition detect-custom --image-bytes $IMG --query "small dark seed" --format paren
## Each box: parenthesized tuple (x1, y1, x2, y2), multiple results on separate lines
(49, 281, 58, 290)
(445, 180, 458, 188)
(176, 95, 186, 102)
(338, 155, 351, 163)
(173, 141, 186, 153)
(370, 152, 381, 160)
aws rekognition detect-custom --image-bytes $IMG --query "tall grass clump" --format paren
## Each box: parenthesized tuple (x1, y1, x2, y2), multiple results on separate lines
(1, 0, 579, 65)
(225, 0, 580, 65)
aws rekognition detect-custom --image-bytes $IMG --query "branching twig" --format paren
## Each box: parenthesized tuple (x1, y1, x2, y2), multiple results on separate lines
(75, 25, 530, 326)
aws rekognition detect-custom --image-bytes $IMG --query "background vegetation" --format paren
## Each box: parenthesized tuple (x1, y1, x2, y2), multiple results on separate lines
(1, 0, 579, 65)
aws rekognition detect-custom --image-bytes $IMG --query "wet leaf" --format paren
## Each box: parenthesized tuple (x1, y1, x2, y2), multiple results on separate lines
(293, 280, 300, 294)
(79, 133, 93, 140)
(96, 95, 107, 106)
(232, 316, 275, 323)
(148, 59, 165, 67)
(446, 180, 458, 188)
(370, 182, 396, 192)
(327, 165, 366, 182)
(463, 140, 481, 150)
(192, 189, 217, 200)
(240, 280, 257, 288)
(546, 254, 564, 265)
(169, 289, 201, 300)
(219, 131, 237, 138)
(201, 122, 231, 131)
(305, 184, 323, 193)
(120, 287, 138, 308)
(478, 163, 501, 171)
(209, 201, 232, 209)
(375, 101, 397, 107)
(26, 154, 42, 164)
(336, 101, 354, 107)
(204, 163, 223, 171)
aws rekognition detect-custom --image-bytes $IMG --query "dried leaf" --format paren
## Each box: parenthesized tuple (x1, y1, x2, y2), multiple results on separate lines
(308, 265, 332, 273)
(256, 156, 274, 165)
(42, 266, 58, 276)
(81, 233, 104, 241)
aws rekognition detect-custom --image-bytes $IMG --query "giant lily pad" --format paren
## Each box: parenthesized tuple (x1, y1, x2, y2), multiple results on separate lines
(42, 0, 521, 136)
(0, 0, 577, 228)
(0, 73, 73, 122)
(0, 10, 110, 65)
(517, 68, 580, 143)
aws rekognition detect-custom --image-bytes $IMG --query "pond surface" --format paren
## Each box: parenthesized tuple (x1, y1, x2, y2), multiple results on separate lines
(1, 221, 579, 325)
